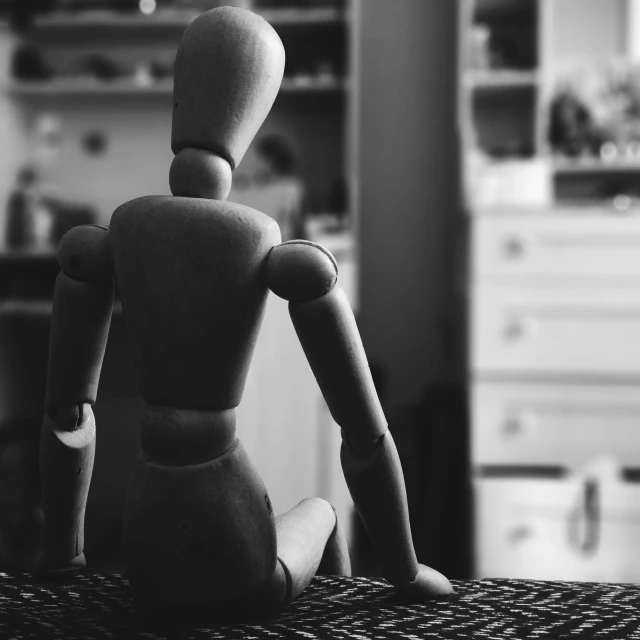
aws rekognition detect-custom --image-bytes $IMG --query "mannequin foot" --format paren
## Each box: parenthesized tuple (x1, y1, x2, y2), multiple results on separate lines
(395, 563, 453, 600)
(35, 552, 86, 578)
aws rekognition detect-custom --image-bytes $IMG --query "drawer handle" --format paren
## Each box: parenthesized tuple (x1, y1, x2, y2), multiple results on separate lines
(507, 524, 534, 546)
(503, 317, 537, 341)
(567, 478, 599, 557)
(502, 236, 527, 259)
(503, 412, 537, 437)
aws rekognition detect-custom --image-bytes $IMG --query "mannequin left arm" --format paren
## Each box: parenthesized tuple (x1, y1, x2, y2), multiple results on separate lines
(38, 225, 114, 574)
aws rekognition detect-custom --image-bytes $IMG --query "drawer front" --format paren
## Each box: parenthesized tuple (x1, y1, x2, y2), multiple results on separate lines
(473, 215, 640, 278)
(475, 478, 640, 582)
(472, 285, 640, 375)
(472, 382, 640, 468)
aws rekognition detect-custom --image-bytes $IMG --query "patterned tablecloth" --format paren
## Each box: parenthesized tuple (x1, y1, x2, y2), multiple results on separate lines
(2, 572, 640, 639)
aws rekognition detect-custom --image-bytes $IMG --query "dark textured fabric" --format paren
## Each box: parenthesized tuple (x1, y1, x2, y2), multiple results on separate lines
(1, 572, 640, 639)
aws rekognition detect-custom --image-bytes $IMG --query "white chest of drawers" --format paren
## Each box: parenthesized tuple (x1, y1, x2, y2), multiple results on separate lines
(470, 208, 640, 581)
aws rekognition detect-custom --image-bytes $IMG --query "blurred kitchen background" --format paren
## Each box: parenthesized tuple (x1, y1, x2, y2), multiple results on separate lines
(8, 0, 640, 588)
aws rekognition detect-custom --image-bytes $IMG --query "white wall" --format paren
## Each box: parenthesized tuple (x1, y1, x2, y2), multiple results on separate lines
(549, 0, 627, 65)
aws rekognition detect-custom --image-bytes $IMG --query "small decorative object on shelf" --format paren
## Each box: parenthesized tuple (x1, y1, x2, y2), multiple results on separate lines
(549, 60, 640, 164)
(548, 87, 607, 160)
(10, 44, 54, 82)
(5, 166, 43, 250)
(468, 23, 491, 71)
(35, 5, 452, 620)
(4, 162, 97, 252)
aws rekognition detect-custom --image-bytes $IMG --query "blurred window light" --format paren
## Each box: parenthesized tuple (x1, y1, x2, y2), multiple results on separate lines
(139, 0, 157, 16)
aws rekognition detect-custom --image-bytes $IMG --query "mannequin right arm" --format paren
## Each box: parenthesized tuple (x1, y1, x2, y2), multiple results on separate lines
(266, 240, 452, 598)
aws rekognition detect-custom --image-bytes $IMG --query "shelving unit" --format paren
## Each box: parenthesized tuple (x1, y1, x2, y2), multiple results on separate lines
(5, 1, 355, 223)
(464, 0, 634, 193)
(463, 0, 541, 158)
(464, 0, 640, 584)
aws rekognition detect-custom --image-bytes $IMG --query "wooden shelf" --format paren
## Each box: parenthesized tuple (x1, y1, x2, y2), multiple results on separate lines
(32, 11, 196, 31)
(7, 76, 347, 98)
(30, 7, 345, 34)
(0, 299, 54, 318)
(261, 7, 346, 26)
(0, 298, 123, 318)
(280, 76, 346, 93)
(553, 157, 640, 175)
(0, 248, 57, 261)
(464, 69, 538, 90)
(474, 0, 535, 17)
(7, 79, 174, 97)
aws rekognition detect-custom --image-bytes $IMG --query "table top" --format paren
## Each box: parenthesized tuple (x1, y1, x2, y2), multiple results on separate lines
(2, 572, 640, 639)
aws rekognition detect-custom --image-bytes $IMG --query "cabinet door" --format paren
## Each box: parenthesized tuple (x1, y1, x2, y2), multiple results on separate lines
(475, 477, 640, 582)
(238, 294, 319, 513)
(472, 381, 640, 468)
(472, 285, 640, 375)
(473, 215, 640, 279)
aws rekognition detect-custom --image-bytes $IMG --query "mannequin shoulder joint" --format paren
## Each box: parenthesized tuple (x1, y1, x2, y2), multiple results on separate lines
(58, 225, 113, 282)
(266, 240, 338, 302)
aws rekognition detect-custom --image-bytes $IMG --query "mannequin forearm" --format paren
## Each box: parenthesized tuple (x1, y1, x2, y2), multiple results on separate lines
(39, 260, 114, 572)
(39, 410, 95, 569)
(289, 286, 418, 585)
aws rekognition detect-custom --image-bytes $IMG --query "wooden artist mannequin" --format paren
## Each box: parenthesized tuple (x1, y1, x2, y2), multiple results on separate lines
(38, 6, 452, 616)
